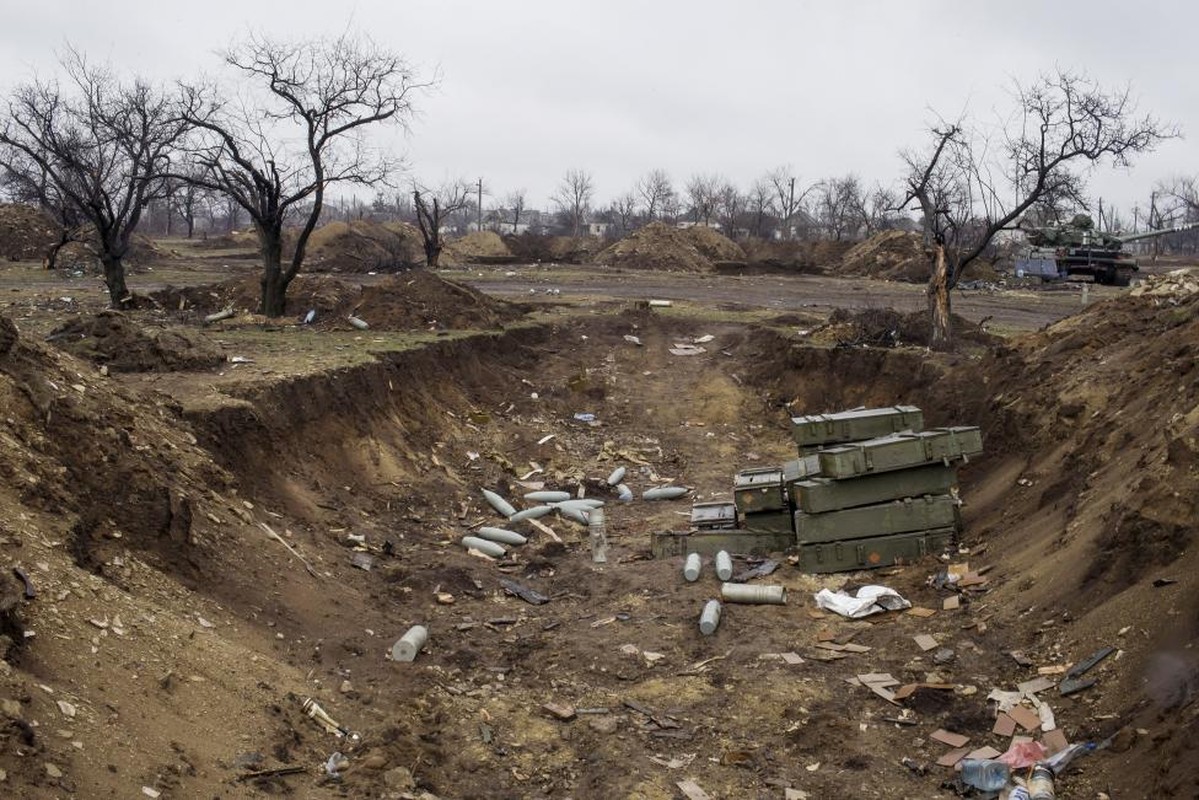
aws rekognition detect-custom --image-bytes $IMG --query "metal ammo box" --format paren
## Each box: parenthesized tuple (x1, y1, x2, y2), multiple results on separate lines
(690, 501, 738, 531)
(817, 427, 983, 480)
(733, 466, 787, 514)
(652, 529, 795, 558)
(794, 463, 958, 514)
(782, 455, 822, 503)
(741, 510, 795, 534)
(794, 493, 960, 543)
(791, 405, 923, 450)
(794, 527, 957, 573)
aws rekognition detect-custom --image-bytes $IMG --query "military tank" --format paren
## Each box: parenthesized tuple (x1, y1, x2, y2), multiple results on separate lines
(1015, 213, 1199, 286)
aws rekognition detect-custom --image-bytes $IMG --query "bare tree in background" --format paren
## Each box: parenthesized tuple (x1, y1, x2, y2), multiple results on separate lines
(0, 49, 184, 304)
(609, 191, 637, 235)
(901, 69, 1172, 348)
(813, 175, 867, 240)
(169, 176, 213, 238)
(413, 180, 471, 267)
(747, 178, 776, 238)
(1, 158, 91, 269)
(177, 32, 430, 316)
(685, 174, 721, 226)
(716, 181, 745, 238)
(864, 184, 900, 235)
(636, 169, 674, 222)
(768, 166, 811, 239)
(553, 168, 594, 237)
(504, 188, 526, 234)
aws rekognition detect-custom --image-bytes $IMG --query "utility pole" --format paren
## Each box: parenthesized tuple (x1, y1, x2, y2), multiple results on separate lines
(477, 177, 483, 232)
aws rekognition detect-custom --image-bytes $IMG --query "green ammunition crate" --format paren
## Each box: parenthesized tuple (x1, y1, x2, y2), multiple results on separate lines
(734, 466, 787, 514)
(795, 527, 957, 573)
(690, 501, 738, 531)
(817, 427, 983, 479)
(781, 455, 822, 483)
(793, 493, 960, 543)
(795, 463, 958, 514)
(652, 529, 796, 558)
(741, 509, 795, 534)
(791, 405, 923, 449)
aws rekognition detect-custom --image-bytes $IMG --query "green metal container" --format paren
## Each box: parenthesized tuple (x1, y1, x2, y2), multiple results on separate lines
(741, 509, 795, 534)
(733, 466, 787, 514)
(793, 493, 960, 543)
(795, 527, 957, 573)
(791, 405, 923, 449)
(652, 529, 795, 558)
(794, 463, 958, 514)
(817, 427, 983, 479)
(690, 501, 738, 531)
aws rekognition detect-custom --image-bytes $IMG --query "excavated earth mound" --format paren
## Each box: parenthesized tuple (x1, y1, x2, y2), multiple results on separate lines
(153, 270, 523, 330)
(443, 230, 513, 265)
(46, 311, 226, 372)
(836, 229, 927, 281)
(0, 204, 60, 262)
(594, 222, 744, 272)
(306, 220, 424, 273)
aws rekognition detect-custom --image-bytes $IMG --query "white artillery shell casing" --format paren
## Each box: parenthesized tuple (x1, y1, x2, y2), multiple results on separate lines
(524, 490, 571, 503)
(643, 485, 689, 500)
(715, 550, 733, 581)
(606, 466, 626, 486)
(481, 488, 517, 518)
(509, 505, 553, 522)
(476, 527, 528, 545)
(683, 552, 702, 582)
(461, 536, 506, 558)
(720, 583, 787, 604)
(391, 625, 428, 662)
(699, 599, 722, 635)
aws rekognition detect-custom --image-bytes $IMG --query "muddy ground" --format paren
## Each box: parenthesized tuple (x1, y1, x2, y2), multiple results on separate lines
(0, 244, 1196, 800)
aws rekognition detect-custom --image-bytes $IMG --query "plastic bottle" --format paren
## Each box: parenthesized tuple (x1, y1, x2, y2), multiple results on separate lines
(1009, 787, 1031, 800)
(958, 759, 1010, 792)
(1027, 765, 1055, 799)
(588, 508, 608, 563)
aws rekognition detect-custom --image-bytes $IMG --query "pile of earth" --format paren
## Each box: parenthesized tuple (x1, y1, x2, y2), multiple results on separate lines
(805, 306, 999, 349)
(836, 230, 928, 281)
(443, 230, 514, 265)
(152, 270, 523, 330)
(0, 203, 60, 262)
(594, 222, 745, 271)
(305, 220, 424, 273)
(737, 238, 856, 273)
(45, 310, 226, 372)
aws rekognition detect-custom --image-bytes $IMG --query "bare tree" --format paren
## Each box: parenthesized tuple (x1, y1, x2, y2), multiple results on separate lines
(635, 169, 674, 222)
(553, 169, 594, 237)
(0, 49, 184, 304)
(813, 174, 867, 241)
(609, 191, 637, 236)
(685, 174, 721, 226)
(768, 166, 813, 240)
(715, 181, 745, 238)
(169, 177, 213, 238)
(413, 180, 471, 266)
(504, 188, 527, 234)
(864, 184, 901, 235)
(177, 32, 430, 315)
(1, 157, 91, 268)
(901, 69, 1173, 348)
(747, 178, 776, 238)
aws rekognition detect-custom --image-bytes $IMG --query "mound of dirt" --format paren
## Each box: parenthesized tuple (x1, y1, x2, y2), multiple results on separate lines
(0, 203, 59, 262)
(444, 230, 513, 264)
(807, 307, 999, 349)
(837, 230, 927, 281)
(682, 225, 745, 262)
(594, 222, 722, 272)
(46, 311, 226, 372)
(153, 270, 521, 330)
(306, 220, 424, 273)
(350, 270, 524, 330)
(738, 238, 855, 273)
(1131, 267, 1199, 298)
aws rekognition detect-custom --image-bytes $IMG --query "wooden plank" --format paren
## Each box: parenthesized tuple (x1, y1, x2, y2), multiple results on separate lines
(931, 729, 970, 748)
(676, 779, 712, 800)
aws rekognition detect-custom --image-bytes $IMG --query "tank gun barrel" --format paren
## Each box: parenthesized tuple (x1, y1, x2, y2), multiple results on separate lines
(1118, 221, 1199, 244)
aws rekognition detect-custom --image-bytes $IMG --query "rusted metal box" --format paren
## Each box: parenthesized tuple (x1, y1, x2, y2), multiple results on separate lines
(690, 501, 738, 531)
(733, 466, 787, 514)
(794, 463, 958, 514)
(794, 493, 960, 543)
(791, 405, 924, 450)
(817, 427, 983, 479)
(794, 527, 957, 573)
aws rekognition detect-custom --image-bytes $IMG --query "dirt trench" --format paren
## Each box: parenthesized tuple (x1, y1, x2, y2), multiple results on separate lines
(2, 298, 1197, 798)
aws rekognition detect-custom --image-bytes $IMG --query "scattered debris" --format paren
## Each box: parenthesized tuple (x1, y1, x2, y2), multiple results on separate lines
(500, 578, 549, 605)
(814, 585, 911, 618)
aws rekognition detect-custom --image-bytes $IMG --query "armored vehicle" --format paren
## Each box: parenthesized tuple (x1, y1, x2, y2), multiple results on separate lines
(1016, 214, 1198, 287)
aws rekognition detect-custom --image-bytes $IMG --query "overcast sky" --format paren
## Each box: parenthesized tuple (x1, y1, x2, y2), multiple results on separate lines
(1, 0, 1195, 220)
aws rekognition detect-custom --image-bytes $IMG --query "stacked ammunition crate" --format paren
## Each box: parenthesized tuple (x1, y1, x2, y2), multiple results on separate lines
(729, 406, 983, 572)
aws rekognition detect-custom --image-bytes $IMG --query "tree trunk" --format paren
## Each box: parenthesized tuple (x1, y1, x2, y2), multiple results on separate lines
(259, 232, 289, 317)
(185, 215, 195, 239)
(927, 244, 952, 349)
(424, 239, 442, 268)
(101, 255, 132, 308)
